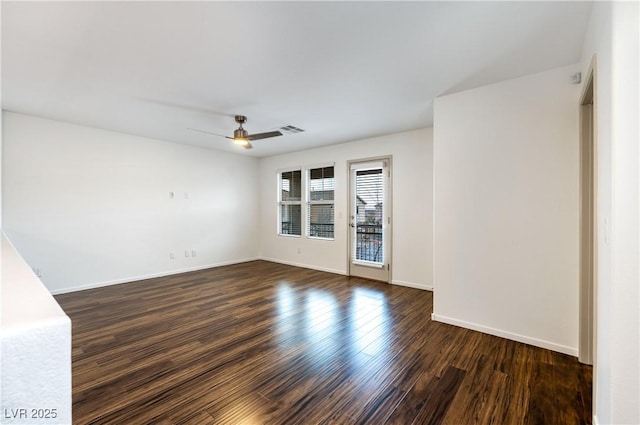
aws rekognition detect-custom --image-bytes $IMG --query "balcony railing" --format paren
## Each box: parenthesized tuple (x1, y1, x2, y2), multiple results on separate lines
(355, 223, 383, 263)
(281, 221, 301, 236)
(309, 223, 334, 238)
(282, 221, 382, 263)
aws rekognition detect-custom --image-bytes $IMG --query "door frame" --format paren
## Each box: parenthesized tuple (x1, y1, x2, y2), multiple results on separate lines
(347, 156, 392, 283)
(579, 56, 597, 366)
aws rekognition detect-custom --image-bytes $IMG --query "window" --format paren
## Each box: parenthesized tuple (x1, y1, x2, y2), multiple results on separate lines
(279, 170, 302, 236)
(307, 166, 335, 239)
(278, 165, 335, 239)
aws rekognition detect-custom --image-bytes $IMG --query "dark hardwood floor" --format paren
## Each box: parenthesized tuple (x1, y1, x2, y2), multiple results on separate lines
(55, 261, 592, 425)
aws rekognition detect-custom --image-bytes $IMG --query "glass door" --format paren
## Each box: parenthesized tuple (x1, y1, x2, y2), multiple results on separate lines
(348, 159, 391, 282)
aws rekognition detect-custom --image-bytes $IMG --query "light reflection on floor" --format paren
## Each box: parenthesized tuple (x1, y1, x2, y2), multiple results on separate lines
(304, 289, 341, 367)
(274, 282, 391, 370)
(215, 282, 396, 422)
(351, 288, 390, 357)
(274, 283, 299, 347)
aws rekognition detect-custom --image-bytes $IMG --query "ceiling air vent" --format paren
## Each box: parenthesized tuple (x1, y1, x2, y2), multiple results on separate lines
(279, 125, 305, 135)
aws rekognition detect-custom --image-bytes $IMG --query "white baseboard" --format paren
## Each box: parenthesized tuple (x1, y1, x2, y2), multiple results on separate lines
(51, 258, 430, 295)
(50, 257, 260, 295)
(260, 258, 433, 291)
(259, 257, 346, 276)
(431, 313, 578, 357)
(391, 279, 433, 291)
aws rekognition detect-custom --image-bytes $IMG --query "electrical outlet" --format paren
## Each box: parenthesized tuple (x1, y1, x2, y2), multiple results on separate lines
(191, 250, 197, 257)
(169, 252, 175, 260)
(185, 250, 190, 258)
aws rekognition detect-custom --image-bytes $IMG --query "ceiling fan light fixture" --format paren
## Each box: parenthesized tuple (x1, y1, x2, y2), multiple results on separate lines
(233, 137, 250, 146)
(233, 127, 250, 146)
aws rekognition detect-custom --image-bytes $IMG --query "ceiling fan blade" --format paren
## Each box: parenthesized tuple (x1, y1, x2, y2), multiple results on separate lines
(248, 131, 283, 141)
(186, 128, 232, 139)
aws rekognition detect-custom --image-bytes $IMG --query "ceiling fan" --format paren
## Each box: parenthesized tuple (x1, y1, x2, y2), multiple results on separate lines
(187, 115, 285, 149)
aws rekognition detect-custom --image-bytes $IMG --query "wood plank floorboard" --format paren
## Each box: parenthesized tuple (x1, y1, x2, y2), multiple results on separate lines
(55, 260, 592, 425)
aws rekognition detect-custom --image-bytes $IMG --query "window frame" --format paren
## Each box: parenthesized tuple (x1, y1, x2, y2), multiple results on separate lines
(306, 165, 335, 240)
(277, 164, 336, 240)
(277, 168, 302, 237)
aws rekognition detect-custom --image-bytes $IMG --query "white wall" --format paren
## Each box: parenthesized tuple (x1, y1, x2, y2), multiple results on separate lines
(2, 112, 260, 293)
(1, 234, 72, 424)
(433, 64, 581, 355)
(259, 128, 433, 290)
(581, 2, 639, 424)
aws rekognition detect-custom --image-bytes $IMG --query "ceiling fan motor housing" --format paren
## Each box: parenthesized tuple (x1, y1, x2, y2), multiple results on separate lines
(234, 127, 249, 139)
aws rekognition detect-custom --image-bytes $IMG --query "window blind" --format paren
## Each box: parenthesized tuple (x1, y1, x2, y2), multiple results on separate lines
(354, 167, 383, 263)
(307, 166, 335, 239)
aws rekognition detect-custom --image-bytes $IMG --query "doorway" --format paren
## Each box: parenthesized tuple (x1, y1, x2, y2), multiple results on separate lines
(579, 60, 596, 365)
(347, 157, 392, 282)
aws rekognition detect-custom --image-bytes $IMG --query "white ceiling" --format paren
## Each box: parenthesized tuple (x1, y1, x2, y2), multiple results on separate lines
(2, 1, 592, 157)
